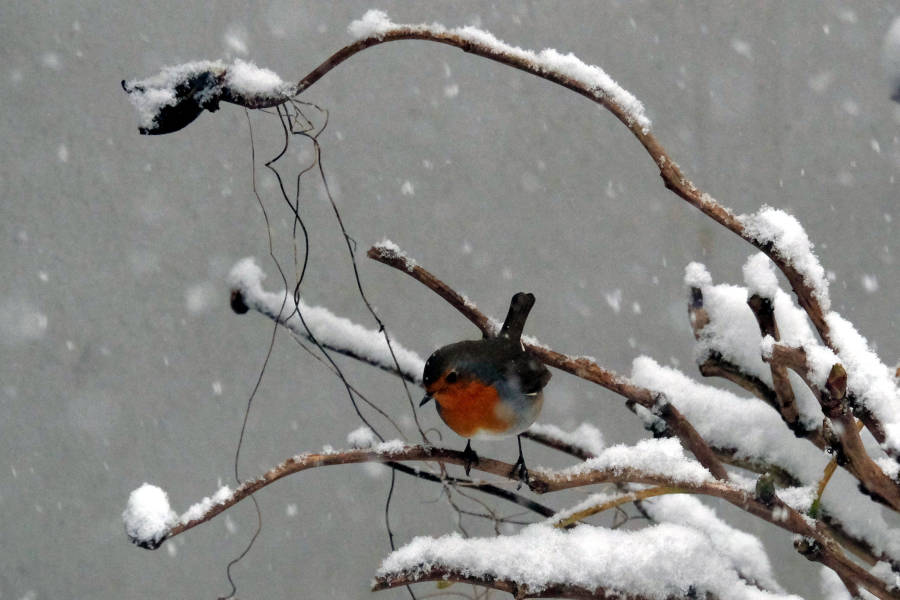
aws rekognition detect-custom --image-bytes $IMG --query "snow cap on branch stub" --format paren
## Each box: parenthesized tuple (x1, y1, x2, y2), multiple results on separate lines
(122, 59, 291, 134)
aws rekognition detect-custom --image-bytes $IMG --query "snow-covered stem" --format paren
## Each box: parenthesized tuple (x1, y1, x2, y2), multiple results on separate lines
(228, 257, 424, 384)
(768, 343, 900, 512)
(136, 441, 894, 598)
(372, 568, 662, 600)
(368, 244, 729, 480)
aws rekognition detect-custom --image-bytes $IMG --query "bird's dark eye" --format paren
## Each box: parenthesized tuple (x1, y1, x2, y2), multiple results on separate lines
(445, 371, 458, 384)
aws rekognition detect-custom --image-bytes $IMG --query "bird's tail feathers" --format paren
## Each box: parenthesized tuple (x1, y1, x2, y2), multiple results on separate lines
(500, 292, 535, 341)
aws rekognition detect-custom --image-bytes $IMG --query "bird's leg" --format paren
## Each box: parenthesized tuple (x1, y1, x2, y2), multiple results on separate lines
(511, 435, 529, 485)
(462, 439, 479, 476)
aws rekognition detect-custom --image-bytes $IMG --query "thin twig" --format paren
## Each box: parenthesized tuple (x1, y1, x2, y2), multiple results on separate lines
(553, 486, 683, 529)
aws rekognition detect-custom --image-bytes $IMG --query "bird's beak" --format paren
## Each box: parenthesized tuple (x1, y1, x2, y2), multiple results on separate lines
(419, 394, 433, 407)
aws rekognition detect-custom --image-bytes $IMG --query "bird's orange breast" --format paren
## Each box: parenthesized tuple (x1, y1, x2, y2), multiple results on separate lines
(433, 380, 512, 438)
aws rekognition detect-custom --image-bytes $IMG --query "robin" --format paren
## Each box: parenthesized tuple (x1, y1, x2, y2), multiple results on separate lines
(421, 292, 551, 481)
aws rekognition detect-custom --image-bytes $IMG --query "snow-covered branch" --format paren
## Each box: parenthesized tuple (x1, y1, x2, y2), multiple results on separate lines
(228, 257, 424, 384)
(373, 522, 792, 600)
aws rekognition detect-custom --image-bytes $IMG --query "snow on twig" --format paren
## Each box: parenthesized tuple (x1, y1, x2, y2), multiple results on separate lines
(122, 59, 291, 134)
(685, 260, 824, 430)
(551, 438, 713, 486)
(348, 10, 651, 133)
(739, 207, 831, 313)
(122, 483, 177, 549)
(228, 257, 424, 383)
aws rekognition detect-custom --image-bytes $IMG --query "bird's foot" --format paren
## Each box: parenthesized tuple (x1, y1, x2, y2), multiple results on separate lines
(462, 440, 479, 476)
(511, 455, 529, 488)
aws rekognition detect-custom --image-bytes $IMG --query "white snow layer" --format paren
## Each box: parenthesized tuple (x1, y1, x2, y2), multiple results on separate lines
(642, 494, 782, 592)
(738, 206, 830, 311)
(825, 311, 900, 455)
(348, 10, 651, 132)
(347, 425, 380, 449)
(632, 352, 900, 564)
(378, 522, 802, 600)
(122, 483, 177, 546)
(228, 257, 424, 382)
(685, 260, 823, 429)
(631, 356, 827, 484)
(552, 437, 712, 485)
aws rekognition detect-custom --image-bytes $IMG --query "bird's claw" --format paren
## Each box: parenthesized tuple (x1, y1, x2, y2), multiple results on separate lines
(511, 456, 529, 488)
(462, 441, 479, 476)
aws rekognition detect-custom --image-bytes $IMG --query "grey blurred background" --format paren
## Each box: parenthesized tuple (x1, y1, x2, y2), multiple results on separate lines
(2, 1, 899, 598)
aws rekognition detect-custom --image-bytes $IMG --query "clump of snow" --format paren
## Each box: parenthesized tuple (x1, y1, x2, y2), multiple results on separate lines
(738, 206, 830, 311)
(684, 261, 713, 288)
(374, 439, 407, 454)
(347, 9, 393, 39)
(374, 239, 418, 271)
(773, 486, 816, 515)
(604, 289, 622, 313)
(378, 522, 801, 599)
(228, 258, 424, 382)
(876, 457, 900, 481)
(178, 485, 233, 524)
(124, 60, 225, 131)
(225, 58, 288, 97)
(555, 438, 713, 486)
(643, 494, 782, 592)
(347, 425, 379, 449)
(347, 10, 651, 132)
(872, 561, 900, 591)
(123, 484, 177, 548)
(528, 422, 605, 458)
(124, 59, 290, 132)
(743, 253, 780, 299)
(825, 312, 900, 454)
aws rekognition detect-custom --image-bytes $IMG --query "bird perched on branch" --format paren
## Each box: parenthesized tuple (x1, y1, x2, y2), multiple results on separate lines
(421, 292, 551, 482)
